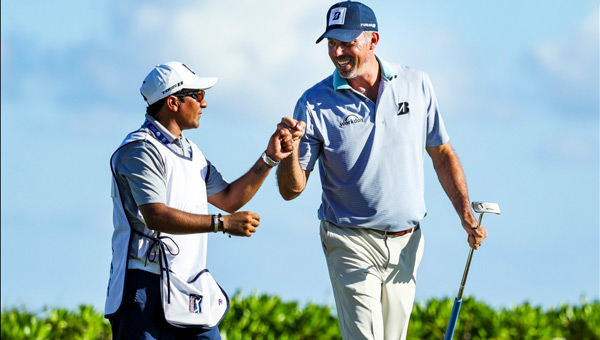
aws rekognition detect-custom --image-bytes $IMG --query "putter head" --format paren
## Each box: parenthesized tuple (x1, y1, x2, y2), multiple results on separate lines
(471, 201, 501, 215)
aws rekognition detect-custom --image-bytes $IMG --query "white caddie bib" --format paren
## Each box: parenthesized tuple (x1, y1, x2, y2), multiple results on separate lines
(105, 129, 228, 328)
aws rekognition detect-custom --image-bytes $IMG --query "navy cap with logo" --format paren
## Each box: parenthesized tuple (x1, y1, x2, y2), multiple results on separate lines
(316, 1, 378, 44)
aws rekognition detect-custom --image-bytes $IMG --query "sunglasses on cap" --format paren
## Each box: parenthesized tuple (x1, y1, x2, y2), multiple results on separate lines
(174, 89, 205, 102)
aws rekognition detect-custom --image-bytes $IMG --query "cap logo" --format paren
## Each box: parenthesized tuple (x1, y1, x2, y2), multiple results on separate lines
(181, 63, 196, 75)
(162, 81, 183, 94)
(328, 7, 346, 26)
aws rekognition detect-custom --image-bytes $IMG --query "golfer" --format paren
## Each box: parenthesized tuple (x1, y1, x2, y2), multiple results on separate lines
(276, 1, 488, 339)
(105, 61, 292, 339)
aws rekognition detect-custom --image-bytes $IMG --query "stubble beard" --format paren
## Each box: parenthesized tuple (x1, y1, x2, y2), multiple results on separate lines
(338, 68, 358, 79)
(336, 58, 360, 79)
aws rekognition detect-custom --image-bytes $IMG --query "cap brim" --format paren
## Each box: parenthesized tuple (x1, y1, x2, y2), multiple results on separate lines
(316, 29, 363, 44)
(189, 77, 218, 90)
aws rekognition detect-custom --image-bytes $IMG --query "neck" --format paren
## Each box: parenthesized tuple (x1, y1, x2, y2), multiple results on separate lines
(153, 113, 182, 137)
(347, 57, 381, 102)
(161, 120, 182, 137)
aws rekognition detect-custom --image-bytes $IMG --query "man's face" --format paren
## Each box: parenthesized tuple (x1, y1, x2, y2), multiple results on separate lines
(174, 89, 207, 131)
(327, 32, 373, 79)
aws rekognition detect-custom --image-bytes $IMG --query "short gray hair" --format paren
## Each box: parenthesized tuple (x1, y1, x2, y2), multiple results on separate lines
(360, 31, 376, 45)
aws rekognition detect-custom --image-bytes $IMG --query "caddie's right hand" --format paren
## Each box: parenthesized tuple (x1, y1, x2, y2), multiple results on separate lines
(223, 211, 260, 237)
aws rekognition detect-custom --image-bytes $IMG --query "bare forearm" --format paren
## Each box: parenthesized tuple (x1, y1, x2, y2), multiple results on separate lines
(277, 148, 307, 200)
(139, 203, 260, 237)
(140, 203, 213, 234)
(215, 157, 273, 213)
(428, 143, 474, 224)
(428, 143, 487, 249)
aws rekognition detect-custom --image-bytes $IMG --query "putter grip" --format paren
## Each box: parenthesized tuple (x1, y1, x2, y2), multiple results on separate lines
(444, 298, 462, 340)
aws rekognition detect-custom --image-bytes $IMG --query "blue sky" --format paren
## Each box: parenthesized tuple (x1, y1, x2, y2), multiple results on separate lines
(1, 0, 598, 313)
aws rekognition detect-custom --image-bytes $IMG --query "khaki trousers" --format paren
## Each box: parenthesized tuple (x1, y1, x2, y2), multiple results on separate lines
(320, 221, 425, 340)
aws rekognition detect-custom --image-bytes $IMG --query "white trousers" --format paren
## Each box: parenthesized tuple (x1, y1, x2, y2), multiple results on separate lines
(320, 220, 425, 340)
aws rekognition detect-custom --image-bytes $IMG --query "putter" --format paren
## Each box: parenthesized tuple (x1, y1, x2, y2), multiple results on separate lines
(444, 201, 501, 340)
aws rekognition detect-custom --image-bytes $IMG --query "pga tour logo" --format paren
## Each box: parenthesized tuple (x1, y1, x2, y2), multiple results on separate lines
(329, 8, 347, 26)
(189, 294, 203, 313)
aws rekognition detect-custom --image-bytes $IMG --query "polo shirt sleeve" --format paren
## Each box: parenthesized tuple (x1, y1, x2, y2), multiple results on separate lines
(293, 97, 322, 171)
(112, 141, 167, 206)
(423, 73, 450, 147)
(205, 160, 230, 197)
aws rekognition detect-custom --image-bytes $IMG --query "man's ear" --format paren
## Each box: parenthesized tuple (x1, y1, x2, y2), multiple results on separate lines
(370, 32, 379, 50)
(165, 95, 180, 112)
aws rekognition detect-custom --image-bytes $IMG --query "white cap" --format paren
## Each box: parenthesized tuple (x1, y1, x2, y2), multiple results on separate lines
(140, 61, 218, 105)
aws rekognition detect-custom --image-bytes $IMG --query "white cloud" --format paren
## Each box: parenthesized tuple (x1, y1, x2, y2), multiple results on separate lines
(556, 135, 597, 161)
(110, 1, 332, 122)
(536, 131, 599, 165)
(376, 15, 480, 120)
(1, 0, 111, 50)
(0, 0, 335, 125)
(532, 8, 599, 116)
(534, 11, 597, 85)
(127, 1, 325, 81)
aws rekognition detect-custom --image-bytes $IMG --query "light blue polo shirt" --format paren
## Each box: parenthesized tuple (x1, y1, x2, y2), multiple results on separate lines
(293, 56, 449, 232)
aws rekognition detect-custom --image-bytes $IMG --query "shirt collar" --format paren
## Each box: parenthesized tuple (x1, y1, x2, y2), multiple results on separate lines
(332, 55, 397, 91)
(144, 114, 183, 144)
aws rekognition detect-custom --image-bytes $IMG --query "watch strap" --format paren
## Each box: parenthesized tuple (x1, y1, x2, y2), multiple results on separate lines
(261, 151, 280, 167)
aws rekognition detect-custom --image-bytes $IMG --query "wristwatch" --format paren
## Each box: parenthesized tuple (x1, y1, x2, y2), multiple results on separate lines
(261, 151, 280, 167)
(212, 215, 219, 233)
(217, 213, 225, 233)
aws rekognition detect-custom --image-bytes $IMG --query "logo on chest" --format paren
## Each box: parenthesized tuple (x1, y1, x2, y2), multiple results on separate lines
(337, 102, 369, 128)
(397, 102, 410, 115)
(339, 114, 364, 128)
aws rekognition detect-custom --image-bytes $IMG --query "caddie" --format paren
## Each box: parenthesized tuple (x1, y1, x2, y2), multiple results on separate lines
(105, 61, 293, 339)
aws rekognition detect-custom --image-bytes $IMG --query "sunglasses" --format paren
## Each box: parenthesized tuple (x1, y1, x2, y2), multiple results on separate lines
(175, 89, 205, 102)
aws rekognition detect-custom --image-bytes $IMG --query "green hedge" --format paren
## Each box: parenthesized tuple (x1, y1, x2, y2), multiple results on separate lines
(1, 305, 111, 340)
(2, 293, 598, 339)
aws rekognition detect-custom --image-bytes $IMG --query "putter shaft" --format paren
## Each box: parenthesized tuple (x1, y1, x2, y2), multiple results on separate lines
(456, 212, 484, 299)
(446, 202, 500, 340)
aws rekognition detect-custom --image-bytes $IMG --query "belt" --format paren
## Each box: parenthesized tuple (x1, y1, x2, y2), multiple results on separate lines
(383, 224, 420, 236)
